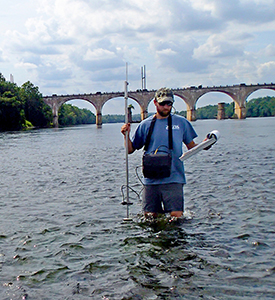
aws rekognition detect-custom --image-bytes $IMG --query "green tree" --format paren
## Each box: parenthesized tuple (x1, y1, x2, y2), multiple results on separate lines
(0, 73, 26, 131)
(0, 96, 25, 131)
(20, 81, 52, 128)
(196, 105, 217, 119)
(246, 97, 275, 117)
(225, 102, 235, 118)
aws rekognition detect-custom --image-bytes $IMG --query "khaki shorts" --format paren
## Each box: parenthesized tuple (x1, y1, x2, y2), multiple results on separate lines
(142, 183, 184, 213)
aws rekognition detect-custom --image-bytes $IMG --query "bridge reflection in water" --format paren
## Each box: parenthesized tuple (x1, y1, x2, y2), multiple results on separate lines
(43, 83, 275, 127)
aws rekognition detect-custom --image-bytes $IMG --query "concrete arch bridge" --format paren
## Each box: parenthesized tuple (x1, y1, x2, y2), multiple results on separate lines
(43, 83, 275, 127)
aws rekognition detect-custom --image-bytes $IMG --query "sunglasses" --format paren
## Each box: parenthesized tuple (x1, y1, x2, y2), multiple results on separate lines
(159, 101, 173, 106)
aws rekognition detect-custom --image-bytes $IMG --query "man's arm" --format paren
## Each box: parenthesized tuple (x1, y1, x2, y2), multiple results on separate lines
(121, 123, 135, 154)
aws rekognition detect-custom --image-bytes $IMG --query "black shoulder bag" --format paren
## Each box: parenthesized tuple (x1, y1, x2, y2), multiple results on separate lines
(142, 114, 173, 179)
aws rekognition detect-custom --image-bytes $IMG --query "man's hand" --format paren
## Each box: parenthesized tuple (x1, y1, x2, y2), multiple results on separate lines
(121, 123, 131, 136)
(202, 137, 212, 150)
(186, 140, 197, 150)
(121, 123, 135, 154)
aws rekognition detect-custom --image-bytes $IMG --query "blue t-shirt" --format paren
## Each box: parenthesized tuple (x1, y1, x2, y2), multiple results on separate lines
(132, 114, 197, 185)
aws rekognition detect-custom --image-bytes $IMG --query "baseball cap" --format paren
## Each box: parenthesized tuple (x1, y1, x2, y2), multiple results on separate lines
(155, 87, 174, 104)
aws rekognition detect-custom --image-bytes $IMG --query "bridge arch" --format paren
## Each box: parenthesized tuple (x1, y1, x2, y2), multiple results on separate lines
(229, 85, 275, 119)
(100, 95, 144, 122)
(66, 98, 97, 114)
(196, 89, 243, 120)
(195, 90, 234, 106)
(196, 90, 235, 103)
(172, 92, 193, 119)
(194, 91, 235, 119)
(246, 86, 275, 100)
(65, 97, 97, 112)
(196, 90, 236, 118)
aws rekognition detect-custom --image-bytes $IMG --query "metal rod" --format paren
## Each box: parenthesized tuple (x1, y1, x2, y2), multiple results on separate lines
(143, 65, 146, 90)
(141, 66, 144, 90)
(141, 65, 146, 90)
(124, 63, 130, 219)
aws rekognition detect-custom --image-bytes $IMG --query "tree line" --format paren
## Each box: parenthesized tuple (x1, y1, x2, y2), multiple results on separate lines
(0, 73, 95, 131)
(0, 73, 53, 131)
(0, 73, 274, 131)
(59, 104, 95, 126)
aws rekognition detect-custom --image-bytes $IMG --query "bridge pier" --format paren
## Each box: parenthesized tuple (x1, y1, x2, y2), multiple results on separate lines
(96, 111, 102, 127)
(234, 103, 246, 119)
(186, 108, 196, 121)
(53, 115, 59, 128)
(217, 102, 225, 120)
(141, 110, 148, 120)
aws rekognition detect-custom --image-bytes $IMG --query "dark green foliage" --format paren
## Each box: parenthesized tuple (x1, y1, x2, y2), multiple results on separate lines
(58, 104, 96, 126)
(0, 96, 25, 131)
(246, 96, 275, 117)
(102, 114, 125, 123)
(197, 104, 218, 119)
(101, 114, 141, 123)
(0, 74, 20, 97)
(0, 72, 95, 130)
(0, 75, 25, 131)
(177, 110, 186, 118)
(0, 74, 53, 131)
(20, 81, 52, 128)
(224, 102, 236, 118)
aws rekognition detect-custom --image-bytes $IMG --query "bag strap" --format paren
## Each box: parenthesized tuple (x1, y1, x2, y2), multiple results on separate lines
(144, 114, 173, 151)
(144, 115, 156, 151)
(168, 114, 173, 150)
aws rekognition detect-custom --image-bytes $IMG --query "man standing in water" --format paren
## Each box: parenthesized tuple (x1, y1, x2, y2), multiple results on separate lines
(121, 87, 198, 218)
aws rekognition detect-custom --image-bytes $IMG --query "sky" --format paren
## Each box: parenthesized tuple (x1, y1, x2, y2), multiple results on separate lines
(1, 0, 275, 114)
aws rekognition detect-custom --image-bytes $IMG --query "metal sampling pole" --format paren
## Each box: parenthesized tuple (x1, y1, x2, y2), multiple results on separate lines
(124, 63, 131, 220)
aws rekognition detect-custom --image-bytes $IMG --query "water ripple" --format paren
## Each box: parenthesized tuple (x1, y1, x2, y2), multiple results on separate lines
(0, 119, 275, 299)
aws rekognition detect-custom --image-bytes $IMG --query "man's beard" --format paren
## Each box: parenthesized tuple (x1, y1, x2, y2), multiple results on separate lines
(157, 107, 172, 117)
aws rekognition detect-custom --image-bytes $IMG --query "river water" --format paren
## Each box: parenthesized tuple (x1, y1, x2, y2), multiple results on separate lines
(0, 117, 274, 300)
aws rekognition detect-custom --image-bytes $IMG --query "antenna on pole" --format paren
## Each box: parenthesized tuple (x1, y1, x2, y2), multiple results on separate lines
(141, 65, 146, 90)
(123, 62, 132, 221)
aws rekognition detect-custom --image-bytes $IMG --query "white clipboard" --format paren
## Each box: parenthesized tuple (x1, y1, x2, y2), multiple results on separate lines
(179, 130, 220, 161)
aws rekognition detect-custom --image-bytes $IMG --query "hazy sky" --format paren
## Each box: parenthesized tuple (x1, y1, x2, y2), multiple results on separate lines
(1, 0, 275, 113)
